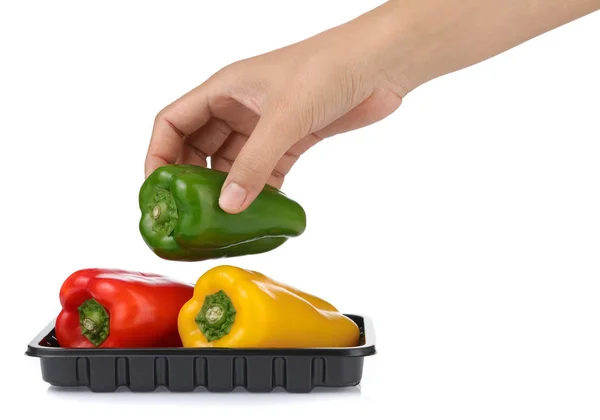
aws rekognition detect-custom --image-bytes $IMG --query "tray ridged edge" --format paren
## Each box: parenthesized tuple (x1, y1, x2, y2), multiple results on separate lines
(26, 314, 376, 358)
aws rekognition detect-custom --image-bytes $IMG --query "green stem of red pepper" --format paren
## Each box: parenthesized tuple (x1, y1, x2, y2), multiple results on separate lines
(78, 298, 110, 346)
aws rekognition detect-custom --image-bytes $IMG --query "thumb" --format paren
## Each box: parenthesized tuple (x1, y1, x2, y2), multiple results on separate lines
(218, 111, 302, 214)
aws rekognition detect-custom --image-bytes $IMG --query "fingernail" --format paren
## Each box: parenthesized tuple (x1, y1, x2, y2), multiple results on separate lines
(219, 182, 247, 212)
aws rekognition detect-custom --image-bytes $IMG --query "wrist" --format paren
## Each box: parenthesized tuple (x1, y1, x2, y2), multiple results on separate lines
(343, 0, 434, 98)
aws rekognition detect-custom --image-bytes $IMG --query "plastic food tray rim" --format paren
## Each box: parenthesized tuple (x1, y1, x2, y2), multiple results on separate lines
(25, 314, 376, 358)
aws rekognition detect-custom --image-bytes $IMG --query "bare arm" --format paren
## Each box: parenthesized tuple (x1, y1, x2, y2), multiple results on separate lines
(373, 0, 600, 95)
(145, 0, 600, 213)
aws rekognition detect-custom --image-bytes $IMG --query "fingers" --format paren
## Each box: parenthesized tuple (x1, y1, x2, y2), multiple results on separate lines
(178, 117, 233, 166)
(144, 82, 217, 178)
(212, 131, 298, 189)
(213, 155, 286, 189)
(213, 89, 401, 214)
(217, 107, 304, 214)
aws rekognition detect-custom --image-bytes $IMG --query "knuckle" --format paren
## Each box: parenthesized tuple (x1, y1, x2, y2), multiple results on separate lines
(249, 144, 277, 169)
(214, 119, 232, 138)
(153, 107, 169, 126)
(214, 62, 236, 82)
(214, 58, 249, 85)
(236, 147, 276, 182)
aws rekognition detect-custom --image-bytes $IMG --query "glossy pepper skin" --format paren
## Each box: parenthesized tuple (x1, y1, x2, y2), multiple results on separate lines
(139, 164, 307, 262)
(178, 265, 360, 348)
(55, 268, 193, 348)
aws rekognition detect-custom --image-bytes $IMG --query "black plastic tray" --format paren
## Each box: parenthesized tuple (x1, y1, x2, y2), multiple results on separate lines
(25, 314, 376, 393)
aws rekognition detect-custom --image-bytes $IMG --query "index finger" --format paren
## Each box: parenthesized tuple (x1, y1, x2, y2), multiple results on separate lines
(144, 83, 214, 178)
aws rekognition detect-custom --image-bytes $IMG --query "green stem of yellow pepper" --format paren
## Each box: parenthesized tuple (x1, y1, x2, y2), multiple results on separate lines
(195, 291, 237, 342)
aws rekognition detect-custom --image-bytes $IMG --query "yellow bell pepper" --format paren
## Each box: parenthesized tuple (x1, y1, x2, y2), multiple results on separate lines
(177, 265, 360, 348)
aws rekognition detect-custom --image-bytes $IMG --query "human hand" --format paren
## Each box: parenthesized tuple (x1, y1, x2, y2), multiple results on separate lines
(145, 0, 600, 214)
(144, 3, 405, 214)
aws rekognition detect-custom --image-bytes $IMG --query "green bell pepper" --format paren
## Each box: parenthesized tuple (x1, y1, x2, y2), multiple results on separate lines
(138, 164, 307, 261)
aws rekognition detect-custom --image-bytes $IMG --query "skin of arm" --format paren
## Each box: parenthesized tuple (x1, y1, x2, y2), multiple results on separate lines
(372, 0, 600, 95)
(145, 0, 600, 214)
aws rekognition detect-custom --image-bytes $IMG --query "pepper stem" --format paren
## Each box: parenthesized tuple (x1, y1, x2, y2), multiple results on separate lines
(152, 204, 162, 220)
(149, 187, 178, 236)
(78, 298, 110, 347)
(195, 290, 236, 342)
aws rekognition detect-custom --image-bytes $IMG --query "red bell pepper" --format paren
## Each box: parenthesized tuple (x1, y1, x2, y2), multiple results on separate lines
(55, 268, 193, 348)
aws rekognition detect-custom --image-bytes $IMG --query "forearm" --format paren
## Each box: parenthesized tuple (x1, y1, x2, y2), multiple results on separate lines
(359, 0, 600, 95)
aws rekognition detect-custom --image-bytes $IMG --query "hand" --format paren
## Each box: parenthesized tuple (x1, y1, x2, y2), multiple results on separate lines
(144, 3, 404, 214)
(145, 0, 600, 214)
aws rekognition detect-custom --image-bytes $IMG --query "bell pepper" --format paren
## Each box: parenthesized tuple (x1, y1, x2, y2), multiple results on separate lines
(138, 164, 307, 262)
(55, 268, 194, 348)
(177, 265, 360, 348)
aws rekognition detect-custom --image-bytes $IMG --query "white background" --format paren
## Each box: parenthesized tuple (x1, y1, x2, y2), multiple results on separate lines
(2, 1, 599, 419)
